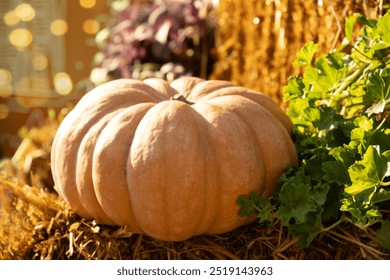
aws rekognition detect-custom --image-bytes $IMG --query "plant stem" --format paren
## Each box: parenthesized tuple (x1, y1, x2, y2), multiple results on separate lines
(321, 217, 345, 232)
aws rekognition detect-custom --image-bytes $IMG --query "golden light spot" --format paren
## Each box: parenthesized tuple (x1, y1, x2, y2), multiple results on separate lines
(15, 3, 36, 22)
(0, 84, 13, 98)
(0, 104, 9, 120)
(186, 48, 194, 57)
(54, 72, 73, 95)
(50, 19, 68, 36)
(9, 28, 33, 48)
(3, 11, 20, 26)
(0, 69, 13, 98)
(90, 67, 107, 85)
(60, 107, 70, 117)
(83, 19, 100, 34)
(80, 0, 96, 9)
(32, 54, 48, 71)
(0, 69, 12, 85)
(253, 17, 260, 25)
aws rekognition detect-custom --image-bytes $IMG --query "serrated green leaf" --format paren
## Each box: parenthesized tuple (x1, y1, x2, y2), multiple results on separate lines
(261, 11, 390, 248)
(366, 68, 390, 102)
(289, 212, 323, 248)
(371, 188, 390, 204)
(277, 170, 318, 224)
(323, 147, 355, 185)
(322, 161, 351, 185)
(283, 76, 304, 101)
(312, 182, 330, 206)
(375, 11, 390, 44)
(329, 146, 357, 166)
(237, 192, 276, 225)
(293, 42, 318, 67)
(311, 56, 339, 96)
(237, 194, 254, 217)
(341, 196, 381, 227)
(346, 146, 388, 196)
(321, 184, 343, 222)
(376, 221, 390, 249)
(354, 115, 373, 131)
(304, 155, 327, 182)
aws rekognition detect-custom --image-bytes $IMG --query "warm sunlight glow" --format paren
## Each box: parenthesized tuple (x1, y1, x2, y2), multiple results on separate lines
(50, 19, 68, 36)
(54, 72, 73, 95)
(0, 104, 9, 120)
(9, 28, 33, 48)
(3, 11, 19, 26)
(0, 69, 12, 98)
(80, 0, 97, 9)
(83, 19, 100, 34)
(32, 54, 49, 71)
(15, 3, 36, 22)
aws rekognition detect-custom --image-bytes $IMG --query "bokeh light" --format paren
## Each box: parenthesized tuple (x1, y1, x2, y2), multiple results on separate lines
(50, 19, 68, 36)
(83, 19, 100, 34)
(32, 54, 49, 71)
(9, 28, 33, 48)
(15, 3, 36, 22)
(0, 104, 10, 120)
(54, 72, 73, 95)
(90, 67, 107, 84)
(3, 10, 20, 26)
(0, 69, 13, 98)
(80, 0, 97, 9)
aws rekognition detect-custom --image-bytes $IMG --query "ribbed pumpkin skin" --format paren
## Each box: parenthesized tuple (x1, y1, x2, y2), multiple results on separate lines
(51, 77, 297, 241)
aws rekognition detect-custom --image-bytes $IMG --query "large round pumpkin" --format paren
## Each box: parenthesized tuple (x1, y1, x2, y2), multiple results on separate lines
(51, 77, 297, 241)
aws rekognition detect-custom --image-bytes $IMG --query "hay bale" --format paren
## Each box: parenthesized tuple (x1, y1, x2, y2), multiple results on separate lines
(211, 0, 384, 104)
(0, 173, 388, 260)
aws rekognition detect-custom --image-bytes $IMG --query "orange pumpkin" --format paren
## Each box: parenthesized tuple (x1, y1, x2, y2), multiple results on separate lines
(51, 77, 297, 241)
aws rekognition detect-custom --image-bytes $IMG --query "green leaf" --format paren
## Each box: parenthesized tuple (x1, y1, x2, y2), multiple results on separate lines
(237, 192, 276, 225)
(329, 146, 357, 166)
(289, 212, 323, 248)
(341, 196, 381, 227)
(237, 194, 254, 218)
(301, 55, 341, 98)
(365, 69, 390, 115)
(371, 188, 390, 204)
(346, 146, 388, 196)
(292, 42, 318, 67)
(283, 76, 304, 101)
(349, 116, 374, 154)
(277, 170, 318, 224)
(322, 161, 351, 185)
(345, 13, 362, 41)
(323, 146, 356, 185)
(376, 221, 390, 249)
(375, 11, 390, 44)
(258, 11, 390, 249)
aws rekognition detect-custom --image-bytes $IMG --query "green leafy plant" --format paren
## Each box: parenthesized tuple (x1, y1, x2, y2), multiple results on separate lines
(238, 11, 390, 249)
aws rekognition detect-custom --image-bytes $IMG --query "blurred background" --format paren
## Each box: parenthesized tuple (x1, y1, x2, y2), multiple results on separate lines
(0, 0, 385, 158)
(0, 0, 111, 157)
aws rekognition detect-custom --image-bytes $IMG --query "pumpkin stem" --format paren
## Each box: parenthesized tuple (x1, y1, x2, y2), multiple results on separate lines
(171, 94, 195, 105)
